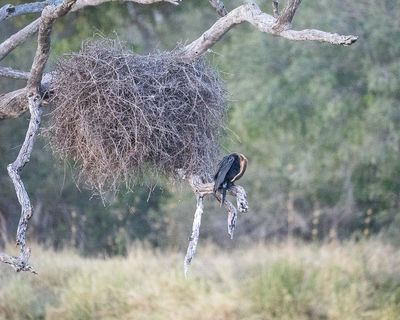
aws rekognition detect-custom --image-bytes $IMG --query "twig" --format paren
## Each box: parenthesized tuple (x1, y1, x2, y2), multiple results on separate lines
(180, 2, 357, 61)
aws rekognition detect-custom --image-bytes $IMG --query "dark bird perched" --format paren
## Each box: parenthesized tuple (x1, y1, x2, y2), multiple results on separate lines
(213, 153, 248, 206)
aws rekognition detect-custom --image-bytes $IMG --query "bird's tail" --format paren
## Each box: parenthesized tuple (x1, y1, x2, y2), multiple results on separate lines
(220, 182, 227, 207)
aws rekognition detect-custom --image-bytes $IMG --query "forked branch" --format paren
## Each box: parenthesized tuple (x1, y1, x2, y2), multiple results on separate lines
(273, 0, 302, 31)
(180, 2, 357, 61)
(184, 175, 248, 276)
(0, 0, 76, 272)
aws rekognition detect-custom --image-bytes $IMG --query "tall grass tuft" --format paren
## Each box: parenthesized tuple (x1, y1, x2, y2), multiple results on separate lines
(1, 241, 400, 319)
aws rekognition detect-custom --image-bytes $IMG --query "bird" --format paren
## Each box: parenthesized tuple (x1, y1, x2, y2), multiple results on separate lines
(213, 153, 248, 206)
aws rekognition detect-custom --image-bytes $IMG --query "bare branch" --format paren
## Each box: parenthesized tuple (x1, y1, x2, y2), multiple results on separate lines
(208, 0, 227, 17)
(0, 89, 27, 120)
(0, 0, 181, 22)
(1, 0, 76, 273)
(1, 92, 42, 273)
(73, 0, 183, 11)
(279, 29, 357, 45)
(0, 0, 181, 64)
(274, 0, 302, 31)
(0, 66, 30, 79)
(27, 0, 77, 90)
(180, 3, 357, 61)
(0, 251, 37, 273)
(272, 0, 279, 18)
(184, 175, 248, 274)
(0, 2, 49, 22)
(184, 192, 204, 277)
(0, 4, 14, 21)
(0, 75, 51, 120)
(0, 19, 40, 62)
(230, 185, 248, 213)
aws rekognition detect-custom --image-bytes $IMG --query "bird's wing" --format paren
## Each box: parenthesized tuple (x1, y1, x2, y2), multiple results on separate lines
(213, 155, 235, 191)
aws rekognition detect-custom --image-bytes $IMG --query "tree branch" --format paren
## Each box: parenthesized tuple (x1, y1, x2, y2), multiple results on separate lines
(0, 0, 182, 22)
(1, 0, 75, 273)
(0, 92, 42, 273)
(27, 0, 77, 90)
(0, 19, 40, 62)
(0, 75, 51, 120)
(0, 66, 30, 79)
(184, 175, 248, 275)
(208, 0, 227, 17)
(273, 0, 302, 31)
(0, 89, 28, 120)
(180, 3, 357, 61)
(184, 192, 203, 277)
(272, 0, 279, 18)
(72, 0, 183, 11)
(0, 1, 50, 22)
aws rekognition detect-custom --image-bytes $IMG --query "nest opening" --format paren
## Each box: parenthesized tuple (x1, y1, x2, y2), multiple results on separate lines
(44, 39, 227, 196)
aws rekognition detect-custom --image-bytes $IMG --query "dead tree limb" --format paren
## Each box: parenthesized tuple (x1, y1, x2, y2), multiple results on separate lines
(273, 0, 302, 31)
(0, 0, 181, 22)
(0, 89, 27, 119)
(0, 1, 50, 22)
(184, 192, 204, 277)
(272, 1, 279, 18)
(184, 175, 248, 275)
(0, 19, 40, 61)
(180, 2, 357, 61)
(0, 0, 76, 273)
(0, 66, 30, 80)
(208, 0, 227, 17)
(0, 75, 51, 120)
(0, 93, 42, 273)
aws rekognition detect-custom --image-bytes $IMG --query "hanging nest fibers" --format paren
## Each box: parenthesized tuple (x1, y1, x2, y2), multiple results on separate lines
(44, 39, 227, 196)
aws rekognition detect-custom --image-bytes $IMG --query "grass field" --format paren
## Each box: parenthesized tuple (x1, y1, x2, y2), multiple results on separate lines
(1, 240, 400, 320)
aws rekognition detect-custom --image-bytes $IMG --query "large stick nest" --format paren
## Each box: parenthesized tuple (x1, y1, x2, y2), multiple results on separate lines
(44, 39, 226, 195)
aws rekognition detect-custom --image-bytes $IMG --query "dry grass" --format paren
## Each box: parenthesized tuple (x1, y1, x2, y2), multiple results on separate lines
(44, 39, 226, 197)
(1, 241, 400, 319)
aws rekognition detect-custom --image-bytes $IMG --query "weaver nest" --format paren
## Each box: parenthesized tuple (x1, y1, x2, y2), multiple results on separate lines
(44, 39, 227, 196)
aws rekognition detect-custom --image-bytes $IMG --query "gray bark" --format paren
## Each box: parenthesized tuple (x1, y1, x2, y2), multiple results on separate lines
(184, 175, 248, 276)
